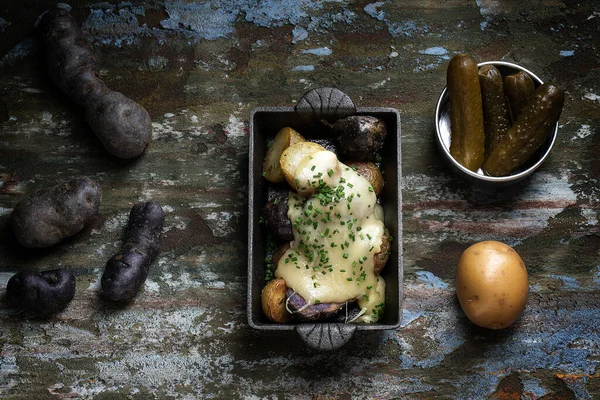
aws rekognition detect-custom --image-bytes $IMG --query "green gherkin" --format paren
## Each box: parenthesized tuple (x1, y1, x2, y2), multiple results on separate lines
(504, 71, 536, 122)
(479, 65, 511, 157)
(483, 83, 564, 177)
(447, 54, 486, 172)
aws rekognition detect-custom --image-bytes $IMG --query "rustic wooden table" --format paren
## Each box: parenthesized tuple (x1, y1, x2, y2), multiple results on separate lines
(1, 1, 599, 398)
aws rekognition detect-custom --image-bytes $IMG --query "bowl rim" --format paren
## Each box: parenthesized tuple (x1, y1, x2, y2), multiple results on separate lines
(434, 60, 558, 183)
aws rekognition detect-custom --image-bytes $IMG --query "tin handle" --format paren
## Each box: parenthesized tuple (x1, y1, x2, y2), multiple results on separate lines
(296, 323, 356, 351)
(295, 87, 356, 123)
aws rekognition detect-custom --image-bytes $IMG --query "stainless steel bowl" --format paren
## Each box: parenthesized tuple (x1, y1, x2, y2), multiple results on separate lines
(435, 61, 558, 186)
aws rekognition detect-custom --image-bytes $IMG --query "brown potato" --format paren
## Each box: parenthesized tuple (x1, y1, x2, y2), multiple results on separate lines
(374, 228, 392, 275)
(279, 141, 325, 189)
(261, 278, 292, 323)
(264, 127, 305, 182)
(346, 161, 384, 196)
(456, 241, 528, 330)
(272, 242, 291, 266)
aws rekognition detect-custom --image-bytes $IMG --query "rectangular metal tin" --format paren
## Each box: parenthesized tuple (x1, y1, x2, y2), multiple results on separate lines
(248, 106, 403, 333)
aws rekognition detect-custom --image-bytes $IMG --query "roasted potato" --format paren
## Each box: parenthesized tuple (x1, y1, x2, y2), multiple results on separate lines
(101, 201, 164, 301)
(261, 278, 292, 323)
(331, 115, 387, 161)
(6, 268, 76, 314)
(346, 161, 384, 196)
(374, 228, 392, 275)
(286, 289, 345, 322)
(264, 191, 293, 241)
(11, 177, 102, 248)
(264, 127, 305, 182)
(272, 242, 291, 267)
(280, 141, 326, 190)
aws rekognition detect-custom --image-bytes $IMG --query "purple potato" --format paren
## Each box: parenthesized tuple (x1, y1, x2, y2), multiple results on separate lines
(6, 269, 76, 314)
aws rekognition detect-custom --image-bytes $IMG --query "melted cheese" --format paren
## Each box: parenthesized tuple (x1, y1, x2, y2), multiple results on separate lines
(275, 150, 387, 323)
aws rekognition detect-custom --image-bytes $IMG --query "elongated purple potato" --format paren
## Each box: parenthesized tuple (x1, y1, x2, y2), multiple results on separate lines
(11, 177, 102, 248)
(6, 269, 76, 314)
(39, 8, 152, 159)
(101, 201, 165, 301)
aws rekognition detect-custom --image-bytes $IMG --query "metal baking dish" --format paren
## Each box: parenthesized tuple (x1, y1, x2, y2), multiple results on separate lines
(435, 61, 558, 186)
(247, 87, 403, 350)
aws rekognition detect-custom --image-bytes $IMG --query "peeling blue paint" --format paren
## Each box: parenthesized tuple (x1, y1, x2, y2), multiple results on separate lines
(479, 309, 600, 375)
(364, 2, 429, 37)
(160, 2, 237, 40)
(0, 17, 9, 33)
(522, 378, 550, 398)
(0, 39, 35, 68)
(415, 271, 449, 289)
(401, 309, 426, 328)
(419, 46, 448, 56)
(292, 25, 309, 43)
(593, 266, 600, 285)
(292, 65, 315, 71)
(560, 50, 575, 57)
(301, 47, 332, 56)
(548, 274, 581, 290)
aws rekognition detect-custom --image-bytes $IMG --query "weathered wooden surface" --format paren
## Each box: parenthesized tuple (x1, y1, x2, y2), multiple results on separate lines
(1, 0, 599, 398)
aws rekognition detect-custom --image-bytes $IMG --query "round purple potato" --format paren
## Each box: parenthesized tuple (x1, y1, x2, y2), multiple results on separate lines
(11, 178, 102, 248)
(264, 191, 294, 241)
(39, 8, 152, 159)
(101, 201, 165, 301)
(332, 115, 387, 161)
(6, 269, 76, 314)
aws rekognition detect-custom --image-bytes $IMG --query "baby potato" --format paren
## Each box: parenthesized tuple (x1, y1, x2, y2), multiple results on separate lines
(261, 278, 292, 323)
(264, 127, 306, 183)
(346, 161, 384, 196)
(456, 241, 528, 329)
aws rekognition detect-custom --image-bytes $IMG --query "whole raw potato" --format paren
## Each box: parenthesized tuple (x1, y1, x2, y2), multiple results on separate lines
(456, 241, 528, 329)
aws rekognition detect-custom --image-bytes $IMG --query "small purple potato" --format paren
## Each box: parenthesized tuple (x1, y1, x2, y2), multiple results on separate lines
(39, 8, 152, 159)
(101, 201, 165, 301)
(11, 178, 102, 248)
(264, 191, 293, 241)
(6, 269, 76, 314)
(286, 289, 345, 321)
(331, 115, 387, 161)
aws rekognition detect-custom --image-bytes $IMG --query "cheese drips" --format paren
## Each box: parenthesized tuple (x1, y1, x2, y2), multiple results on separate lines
(275, 150, 386, 323)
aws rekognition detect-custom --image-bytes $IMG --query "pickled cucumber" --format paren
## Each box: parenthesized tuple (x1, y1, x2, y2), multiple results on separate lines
(479, 65, 511, 157)
(483, 83, 564, 177)
(447, 54, 485, 172)
(504, 71, 535, 121)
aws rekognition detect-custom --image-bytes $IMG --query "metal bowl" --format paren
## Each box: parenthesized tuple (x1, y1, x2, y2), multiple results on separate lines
(248, 87, 403, 351)
(435, 61, 558, 186)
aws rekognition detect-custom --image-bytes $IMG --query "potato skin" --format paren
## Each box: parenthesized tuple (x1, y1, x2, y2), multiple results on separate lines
(6, 268, 76, 314)
(101, 201, 164, 301)
(333, 115, 387, 161)
(374, 228, 392, 275)
(346, 161, 384, 196)
(264, 191, 293, 241)
(261, 278, 292, 323)
(39, 8, 152, 159)
(11, 178, 102, 248)
(264, 127, 305, 183)
(456, 241, 528, 330)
